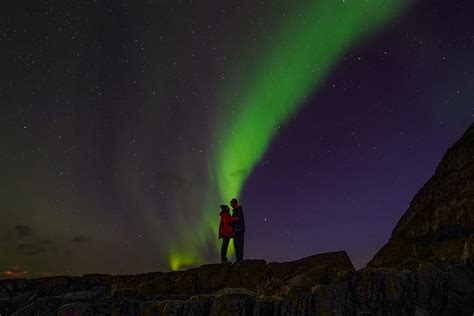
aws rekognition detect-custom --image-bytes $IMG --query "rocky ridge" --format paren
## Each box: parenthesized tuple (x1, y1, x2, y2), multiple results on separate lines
(1, 251, 473, 315)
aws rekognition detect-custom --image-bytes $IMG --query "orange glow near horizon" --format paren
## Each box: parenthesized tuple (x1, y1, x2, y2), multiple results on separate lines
(1, 269, 28, 278)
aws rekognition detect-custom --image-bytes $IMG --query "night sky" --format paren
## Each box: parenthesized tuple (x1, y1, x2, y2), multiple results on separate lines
(1, 0, 473, 278)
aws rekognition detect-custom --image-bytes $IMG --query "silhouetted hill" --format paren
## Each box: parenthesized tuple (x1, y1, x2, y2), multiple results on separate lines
(369, 123, 474, 269)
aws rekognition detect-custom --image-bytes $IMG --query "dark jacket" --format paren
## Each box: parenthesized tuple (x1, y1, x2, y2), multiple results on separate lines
(219, 210, 238, 239)
(232, 206, 245, 232)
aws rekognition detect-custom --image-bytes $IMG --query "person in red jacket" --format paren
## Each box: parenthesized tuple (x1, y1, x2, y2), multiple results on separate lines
(219, 204, 238, 263)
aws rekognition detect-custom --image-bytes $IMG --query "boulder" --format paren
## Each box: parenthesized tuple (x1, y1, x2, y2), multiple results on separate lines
(209, 288, 257, 316)
(226, 260, 270, 290)
(182, 294, 215, 315)
(0, 291, 35, 315)
(137, 273, 180, 295)
(268, 251, 355, 281)
(111, 287, 138, 299)
(253, 296, 284, 316)
(0, 278, 28, 293)
(310, 285, 342, 316)
(271, 265, 336, 300)
(26, 276, 84, 297)
(110, 272, 164, 294)
(138, 278, 174, 296)
(58, 302, 93, 316)
(107, 299, 141, 316)
(62, 290, 102, 300)
(11, 296, 72, 316)
(175, 262, 231, 294)
(139, 300, 185, 316)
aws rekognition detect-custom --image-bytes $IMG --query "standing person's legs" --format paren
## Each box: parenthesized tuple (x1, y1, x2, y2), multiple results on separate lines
(234, 231, 244, 262)
(221, 237, 230, 262)
(240, 232, 245, 260)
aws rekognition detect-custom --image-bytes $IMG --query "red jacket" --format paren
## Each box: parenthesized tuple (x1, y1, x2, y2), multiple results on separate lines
(219, 211, 237, 238)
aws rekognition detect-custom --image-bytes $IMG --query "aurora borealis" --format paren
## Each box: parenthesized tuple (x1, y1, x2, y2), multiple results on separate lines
(1, 0, 473, 278)
(170, 1, 410, 270)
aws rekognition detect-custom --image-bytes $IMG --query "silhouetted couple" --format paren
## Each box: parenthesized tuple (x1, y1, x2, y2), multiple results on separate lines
(218, 198, 245, 263)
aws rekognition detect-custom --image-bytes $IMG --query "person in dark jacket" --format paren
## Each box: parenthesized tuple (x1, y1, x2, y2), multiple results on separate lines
(230, 198, 245, 262)
(219, 204, 238, 263)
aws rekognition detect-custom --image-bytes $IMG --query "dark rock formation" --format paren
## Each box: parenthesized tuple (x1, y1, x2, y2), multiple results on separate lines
(0, 251, 357, 315)
(369, 123, 474, 269)
(1, 253, 473, 315)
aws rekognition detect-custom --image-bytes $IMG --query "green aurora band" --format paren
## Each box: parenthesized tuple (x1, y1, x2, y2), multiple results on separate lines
(169, 0, 409, 271)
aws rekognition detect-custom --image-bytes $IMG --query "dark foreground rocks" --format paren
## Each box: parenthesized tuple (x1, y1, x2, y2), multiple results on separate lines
(0, 251, 352, 315)
(1, 251, 474, 315)
(0, 258, 474, 315)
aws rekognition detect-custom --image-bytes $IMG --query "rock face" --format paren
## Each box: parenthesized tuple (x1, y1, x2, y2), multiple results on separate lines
(369, 123, 474, 269)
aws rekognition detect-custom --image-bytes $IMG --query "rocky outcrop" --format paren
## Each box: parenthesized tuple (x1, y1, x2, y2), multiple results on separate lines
(369, 123, 474, 269)
(1, 253, 473, 315)
(0, 251, 358, 315)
